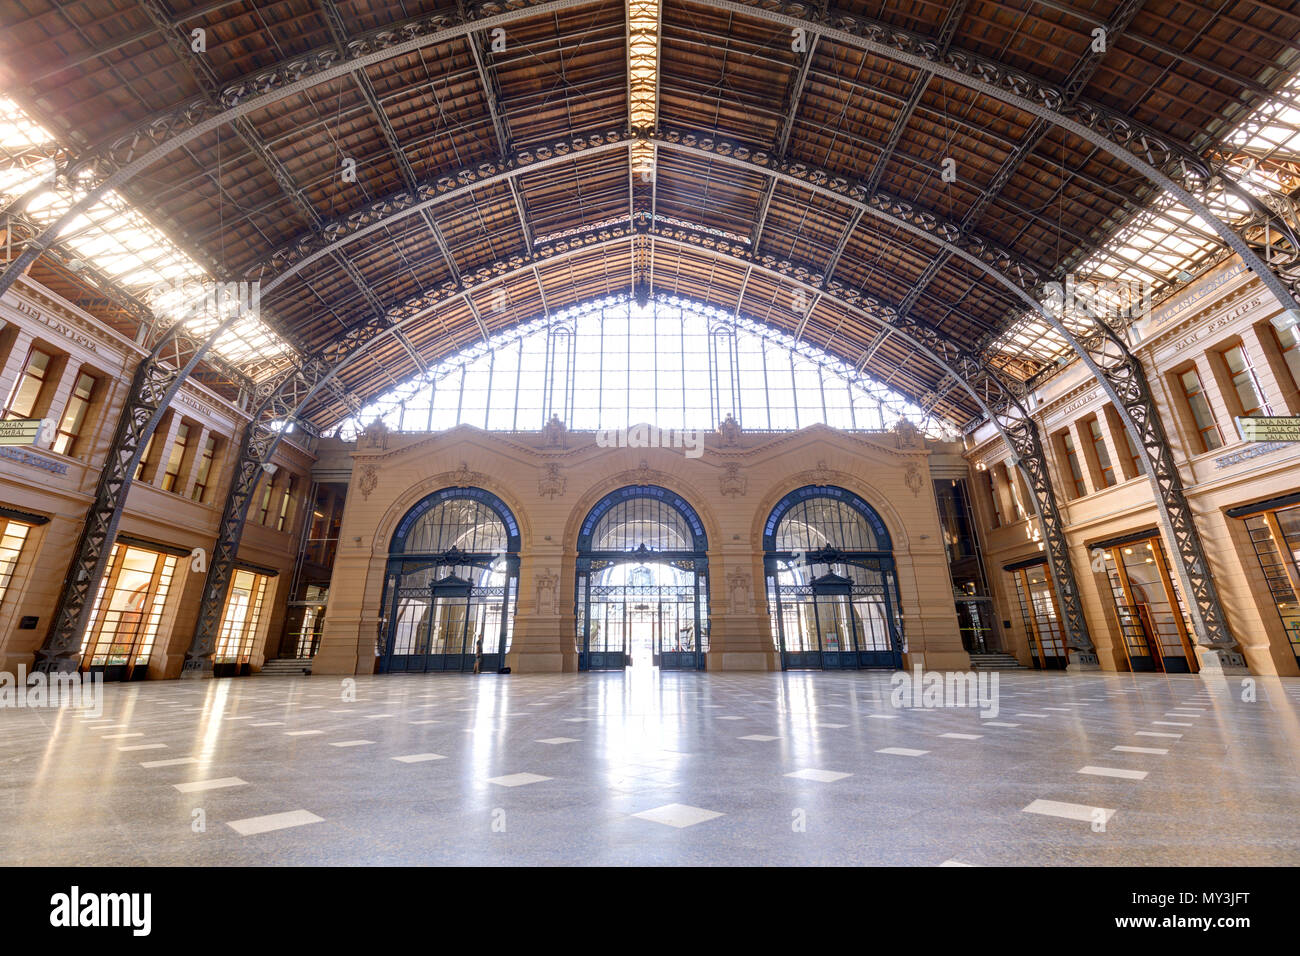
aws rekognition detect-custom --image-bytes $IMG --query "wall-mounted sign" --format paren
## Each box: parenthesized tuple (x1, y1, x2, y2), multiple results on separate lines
(1237, 416, 1300, 443)
(0, 419, 52, 446)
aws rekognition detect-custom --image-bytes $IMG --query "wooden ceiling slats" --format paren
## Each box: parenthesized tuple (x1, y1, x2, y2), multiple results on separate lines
(3, 0, 1298, 420)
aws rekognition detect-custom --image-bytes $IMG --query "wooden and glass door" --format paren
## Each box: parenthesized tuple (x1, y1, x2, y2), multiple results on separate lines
(80, 544, 179, 681)
(1096, 535, 1197, 673)
(1010, 563, 1067, 669)
(1237, 501, 1300, 667)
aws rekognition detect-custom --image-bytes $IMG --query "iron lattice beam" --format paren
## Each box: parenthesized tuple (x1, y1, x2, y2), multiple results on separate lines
(234, 128, 1241, 655)
(4, 0, 1289, 322)
(897, 0, 1145, 319)
(751, 34, 817, 250)
(181, 218, 1093, 671)
(32, 297, 275, 672)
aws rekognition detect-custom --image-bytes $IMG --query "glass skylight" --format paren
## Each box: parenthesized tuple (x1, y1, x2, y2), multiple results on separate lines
(987, 70, 1300, 371)
(331, 295, 955, 441)
(0, 95, 297, 379)
(627, 0, 660, 178)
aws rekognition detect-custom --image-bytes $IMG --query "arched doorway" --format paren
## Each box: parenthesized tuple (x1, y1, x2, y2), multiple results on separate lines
(378, 487, 520, 673)
(575, 485, 709, 671)
(763, 485, 904, 670)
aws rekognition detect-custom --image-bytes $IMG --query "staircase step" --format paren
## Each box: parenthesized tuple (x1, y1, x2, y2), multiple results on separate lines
(257, 658, 312, 675)
(968, 652, 1027, 671)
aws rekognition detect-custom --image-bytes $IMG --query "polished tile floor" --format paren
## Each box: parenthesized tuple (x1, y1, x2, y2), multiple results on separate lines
(2, 669, 1298, 865)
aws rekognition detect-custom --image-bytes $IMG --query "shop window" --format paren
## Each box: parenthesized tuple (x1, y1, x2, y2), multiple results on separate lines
(0, 518, 32, 605)
(1239, 503, 1300, 666)
(214, 569, 270, 667)
(80, 544, 178, 679)
(1010, 563, 1067, 669)
(1094, 535, 1197, 673)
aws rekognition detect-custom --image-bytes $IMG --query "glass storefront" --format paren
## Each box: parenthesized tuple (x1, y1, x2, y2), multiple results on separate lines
(575, 485, 708, 670)
(213, 568, 272, 675)
(1092, 532, 1197, 673)
(80, 543, 179, 680)
(1233, 496, 1300, 666)
(1007, 560, 1067, 669)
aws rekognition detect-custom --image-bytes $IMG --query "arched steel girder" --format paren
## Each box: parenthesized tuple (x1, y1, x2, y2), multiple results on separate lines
(28, 123, 1237, 667)
(12, 0, 1240, 664)
(242, 126, 1244, 654)
(1, 0, 1297, 315)
(30, 301, 277, 673)
(179, 222, 1093, 672)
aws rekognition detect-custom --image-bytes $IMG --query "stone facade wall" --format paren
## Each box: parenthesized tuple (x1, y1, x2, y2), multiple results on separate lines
(311, 421, 969, 674)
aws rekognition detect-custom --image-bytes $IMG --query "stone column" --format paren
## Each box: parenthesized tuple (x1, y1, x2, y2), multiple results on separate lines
(1068, 420, 1099, 496)
(178, 426, 210, 500)
(706, 553, 778, 671)
(507, 555, 577, 673)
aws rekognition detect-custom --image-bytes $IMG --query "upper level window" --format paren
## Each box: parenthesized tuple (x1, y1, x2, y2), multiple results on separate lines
(133, 432, 156, 481)
(52, 371, 96, 456)
(1121, 420, 1145, 477)
(330, 297, 951, 441)
(1273, 323, 1300, 395)
(1059, 431, 1086, 497)
(1178, 367, 1223, 453)
(1085, 416, 1116, 488)
(982, 470, 1002, 528)
(257, 475, 276, 525)
(3, 348, 52, 419)
(276, 475, 297, 532)
(1220, 343, 1270, 417)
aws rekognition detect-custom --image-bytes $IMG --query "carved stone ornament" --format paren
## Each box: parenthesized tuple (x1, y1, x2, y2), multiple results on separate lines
(727, 568, 751, 613)
(893, 418, 923, 450)
(448, 461, 481, 487)
(360, 416, 389, 450)
(543, 414, 567, 447)
(718, 462, 747, 497)
(904, 462, 923, 497)
(535, 568, 559, 615)
(718, 413, 741, 447)
(359, 464, 378, 500)
(812, 459, 833, 484)
(538, 462, 566, 498)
